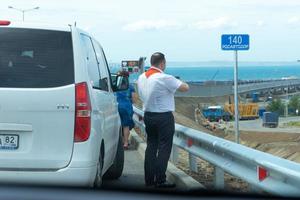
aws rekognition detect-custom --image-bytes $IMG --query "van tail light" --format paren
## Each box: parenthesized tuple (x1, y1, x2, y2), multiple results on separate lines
(74, 82, 91, 142)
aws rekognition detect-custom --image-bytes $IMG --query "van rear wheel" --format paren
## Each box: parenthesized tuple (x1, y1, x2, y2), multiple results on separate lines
(103, 130, 124, 180)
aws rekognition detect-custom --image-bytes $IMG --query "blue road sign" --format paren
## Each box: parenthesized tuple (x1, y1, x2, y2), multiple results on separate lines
(221, 34, 249, 51)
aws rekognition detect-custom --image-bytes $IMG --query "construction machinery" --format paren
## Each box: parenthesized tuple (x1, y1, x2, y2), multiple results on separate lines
(224, 103, 259, 120)
(195, 106, 226, 131)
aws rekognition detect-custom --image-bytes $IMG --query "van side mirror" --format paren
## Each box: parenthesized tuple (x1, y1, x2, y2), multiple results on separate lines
(111, 73, 129, 92)
(99, 78, 109, 91)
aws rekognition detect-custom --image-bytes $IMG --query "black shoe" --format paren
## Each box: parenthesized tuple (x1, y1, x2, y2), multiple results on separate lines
(155, 181, 176, 188)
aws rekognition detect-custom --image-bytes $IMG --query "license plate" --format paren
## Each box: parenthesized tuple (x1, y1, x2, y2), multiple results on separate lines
(0, 135, 19, 150)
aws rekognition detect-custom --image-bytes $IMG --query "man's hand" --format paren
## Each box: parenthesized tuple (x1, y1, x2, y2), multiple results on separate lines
(177, 82, 189, 92)
(132, 92, 138, 104)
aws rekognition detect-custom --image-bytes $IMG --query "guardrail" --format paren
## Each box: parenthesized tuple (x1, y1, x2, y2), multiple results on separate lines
(132, 106, 300, 196)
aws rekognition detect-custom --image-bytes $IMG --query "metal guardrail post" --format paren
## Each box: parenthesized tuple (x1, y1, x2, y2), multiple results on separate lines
(189, 153, 198, 173)
(170, 145, 179, 164)
(214, 166, 225, 189)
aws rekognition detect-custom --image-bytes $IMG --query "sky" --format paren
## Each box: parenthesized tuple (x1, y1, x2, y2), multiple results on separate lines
(0, 0, 300, 63)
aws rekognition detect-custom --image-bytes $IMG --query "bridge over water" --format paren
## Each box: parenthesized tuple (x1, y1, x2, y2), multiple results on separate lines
(175, 79, 300, 97)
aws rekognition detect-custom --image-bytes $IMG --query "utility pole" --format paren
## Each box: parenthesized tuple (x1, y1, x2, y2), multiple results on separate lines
(8, 6, 40, 21)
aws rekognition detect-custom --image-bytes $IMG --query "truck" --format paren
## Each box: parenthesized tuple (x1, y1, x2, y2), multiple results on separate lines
(202, 106, 231, 122)
(224, 103, 259, 120)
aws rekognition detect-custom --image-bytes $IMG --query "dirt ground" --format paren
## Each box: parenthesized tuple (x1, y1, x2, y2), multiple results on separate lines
(173, 96, 300, 163)
(174, 96, 300, 191)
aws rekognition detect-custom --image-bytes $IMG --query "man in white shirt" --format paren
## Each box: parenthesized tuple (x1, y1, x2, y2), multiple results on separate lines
(137, 52, 189, 188)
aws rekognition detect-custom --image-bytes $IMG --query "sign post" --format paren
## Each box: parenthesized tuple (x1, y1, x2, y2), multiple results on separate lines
(221, 34, 250, 144)
(233, 50, 239, 143)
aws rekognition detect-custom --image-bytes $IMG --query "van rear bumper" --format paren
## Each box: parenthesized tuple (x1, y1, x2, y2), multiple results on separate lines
(0, 165, 97, 187)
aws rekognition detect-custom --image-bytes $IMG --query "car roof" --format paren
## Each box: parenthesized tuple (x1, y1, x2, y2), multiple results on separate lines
(0, 20, 72, 32)
(208, 106, 222, 109)
(1, 20, 104, 51)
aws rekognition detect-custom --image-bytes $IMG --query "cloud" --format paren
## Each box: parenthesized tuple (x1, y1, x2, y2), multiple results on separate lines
(287, 17, 300, 29)
(123, 20, 182, 32)
(239, 0, 300, 9)
(192, 17, 238, 30)
(256, 20, 265, 27)
(288, 17, 300, 24)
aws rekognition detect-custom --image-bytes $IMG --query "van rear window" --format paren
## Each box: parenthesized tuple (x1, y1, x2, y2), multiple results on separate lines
(0, 28, 74, 88)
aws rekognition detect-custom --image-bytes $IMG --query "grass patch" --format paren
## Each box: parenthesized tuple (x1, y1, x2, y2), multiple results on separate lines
(283, 121, 300, 127)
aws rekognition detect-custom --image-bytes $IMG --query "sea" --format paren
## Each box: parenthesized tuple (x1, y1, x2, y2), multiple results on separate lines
(109, 62, 300, 82)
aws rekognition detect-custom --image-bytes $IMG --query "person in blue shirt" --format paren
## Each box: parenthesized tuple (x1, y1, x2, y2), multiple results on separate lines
(116, 71, 137, 149)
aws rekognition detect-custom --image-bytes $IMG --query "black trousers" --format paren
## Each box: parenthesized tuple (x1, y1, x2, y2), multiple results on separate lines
(144, 111, 175, 185)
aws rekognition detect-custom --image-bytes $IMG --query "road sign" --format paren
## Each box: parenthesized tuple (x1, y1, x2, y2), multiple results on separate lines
(121, 57, 146, 74)
(221, 34, 249, 51)
(121, 60, 140, 73)
(221, 34, 250, 144)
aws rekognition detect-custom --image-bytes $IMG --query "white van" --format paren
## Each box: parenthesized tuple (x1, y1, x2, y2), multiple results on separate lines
(0, 20, 127, 187)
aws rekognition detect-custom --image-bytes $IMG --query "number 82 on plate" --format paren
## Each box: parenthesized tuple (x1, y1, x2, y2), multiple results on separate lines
(0, 135, 19, 150)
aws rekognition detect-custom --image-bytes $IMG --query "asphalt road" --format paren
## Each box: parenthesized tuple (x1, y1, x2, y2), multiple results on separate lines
(227, 116, 300, 133)
(102, 148, 146, 190)
(102, 146, 182, 192)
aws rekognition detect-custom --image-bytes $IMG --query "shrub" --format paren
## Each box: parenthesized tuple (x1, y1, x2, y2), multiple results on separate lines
(267, 98, 285, 115)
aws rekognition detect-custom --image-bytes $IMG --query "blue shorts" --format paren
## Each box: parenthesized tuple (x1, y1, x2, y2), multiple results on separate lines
(118, 107, 135, 130)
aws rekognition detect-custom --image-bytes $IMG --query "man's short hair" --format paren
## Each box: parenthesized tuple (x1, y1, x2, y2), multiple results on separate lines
(151, 52, 165, 67)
